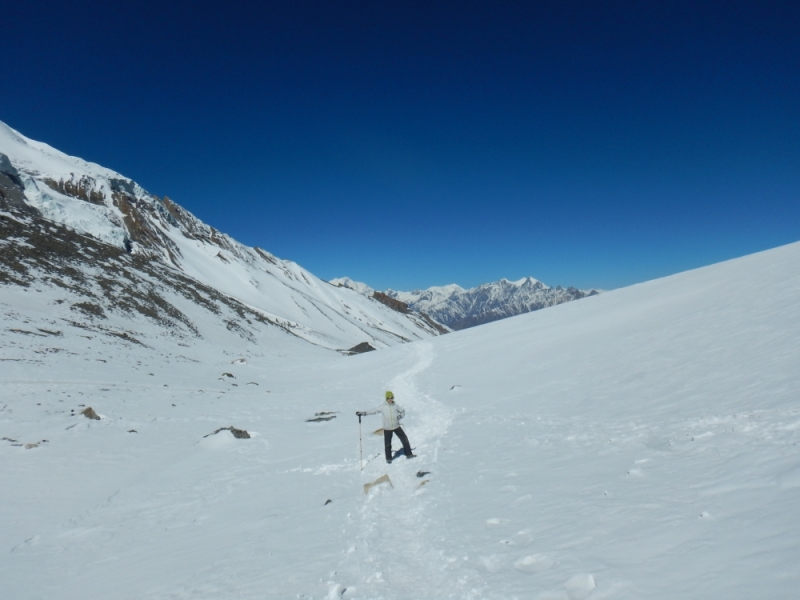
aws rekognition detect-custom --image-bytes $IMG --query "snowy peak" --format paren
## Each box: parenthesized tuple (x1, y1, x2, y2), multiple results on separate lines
(0, 121, 256, 264)
(503, 276, 541, 287)
(330, 278, 450, 335)
(330, 277, 374, 296)
(336, 276, 597, 330)
(390, 283, 466, 304)
(0, 121, 124, 181)
(397, 277, 597, 330)
(0, 121, 445, 352)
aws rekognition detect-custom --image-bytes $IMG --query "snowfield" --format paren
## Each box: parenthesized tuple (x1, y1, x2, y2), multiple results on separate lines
(2, 241, 800, 599)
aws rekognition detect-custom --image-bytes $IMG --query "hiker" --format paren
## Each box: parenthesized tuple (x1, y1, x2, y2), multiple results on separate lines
(357, 391, 415, 463)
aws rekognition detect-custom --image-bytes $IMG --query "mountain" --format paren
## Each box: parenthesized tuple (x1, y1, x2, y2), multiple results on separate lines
(3, 234, 799, 598)
(332, 276, 599, 330)
(0, 121, 444, 353)
(329, 276, 374, 296)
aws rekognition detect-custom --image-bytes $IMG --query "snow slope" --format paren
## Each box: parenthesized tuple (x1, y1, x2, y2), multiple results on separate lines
(0, 121, 443, 351)
(2, 240, 800, 599)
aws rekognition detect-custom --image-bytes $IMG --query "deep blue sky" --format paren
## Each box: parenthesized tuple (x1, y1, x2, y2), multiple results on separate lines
(3, 1, 798, 291)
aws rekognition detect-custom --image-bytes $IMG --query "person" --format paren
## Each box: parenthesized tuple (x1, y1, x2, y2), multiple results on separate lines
(357, 391, 415, 463)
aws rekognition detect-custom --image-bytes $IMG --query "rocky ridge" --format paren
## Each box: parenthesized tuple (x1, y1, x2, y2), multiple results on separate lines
(0, 121, 444, 352)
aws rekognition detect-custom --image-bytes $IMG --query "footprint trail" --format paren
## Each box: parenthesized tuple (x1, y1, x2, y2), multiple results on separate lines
(328, 342, 486, 599)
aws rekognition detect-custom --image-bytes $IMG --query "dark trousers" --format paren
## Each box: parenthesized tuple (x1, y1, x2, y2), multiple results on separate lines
(384, 427, 412, 460)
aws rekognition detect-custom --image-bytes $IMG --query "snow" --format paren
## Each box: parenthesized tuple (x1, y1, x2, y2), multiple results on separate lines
(331, 276, 596, 332)
(388, 283, 466, 305)
(20, 177, 128, 248)
(2, 238, 800, 599)
(0, 121, 124, 182)
(0, 120, 444, 351)
(158, 228, 438, 348)
(383, 278, 594, 331)
(502, 277, 541, 287)
(331, 278, 375, 296)
(0, 120, 141, 250)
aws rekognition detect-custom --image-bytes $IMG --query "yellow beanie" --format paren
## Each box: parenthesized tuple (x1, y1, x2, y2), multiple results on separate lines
(385, 391, 394, 400)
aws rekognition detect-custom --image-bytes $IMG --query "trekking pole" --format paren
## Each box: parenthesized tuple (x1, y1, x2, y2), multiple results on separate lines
(358, 414, 364, 470)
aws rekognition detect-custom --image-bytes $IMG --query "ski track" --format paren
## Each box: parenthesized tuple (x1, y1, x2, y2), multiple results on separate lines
(325, 341, 480, 600)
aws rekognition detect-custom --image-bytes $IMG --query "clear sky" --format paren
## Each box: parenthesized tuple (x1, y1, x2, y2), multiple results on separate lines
(2, 1, 798, 291)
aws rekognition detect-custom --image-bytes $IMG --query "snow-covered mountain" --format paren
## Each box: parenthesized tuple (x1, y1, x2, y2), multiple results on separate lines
(0, 121, 444, 352)
(330, 276, 375, 296)
(3, 237, 799, 599)
(332, 276, 599, 330)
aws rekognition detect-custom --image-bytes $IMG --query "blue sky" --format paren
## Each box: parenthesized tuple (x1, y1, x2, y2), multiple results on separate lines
(3, 1, 798, 291)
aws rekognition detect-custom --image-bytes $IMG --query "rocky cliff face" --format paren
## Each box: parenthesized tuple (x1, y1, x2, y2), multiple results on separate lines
(0, 122, 444, 352)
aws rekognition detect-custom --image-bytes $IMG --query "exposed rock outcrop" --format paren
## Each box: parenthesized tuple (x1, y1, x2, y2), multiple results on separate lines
(204, 426, 251, 439)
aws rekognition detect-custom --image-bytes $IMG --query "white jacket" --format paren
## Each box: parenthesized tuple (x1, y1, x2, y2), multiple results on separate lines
(366, 401, 405, 430)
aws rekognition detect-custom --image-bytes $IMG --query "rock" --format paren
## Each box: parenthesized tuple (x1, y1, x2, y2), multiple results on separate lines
(228, 426, 250, 439)
(371, 292, 410, 313)
(306, 411, 338, 422)
(344, 342, 376, 355)
(306, 415, 336, 422)
(81, 407, 101, 420)
(203, 426, 250, 439)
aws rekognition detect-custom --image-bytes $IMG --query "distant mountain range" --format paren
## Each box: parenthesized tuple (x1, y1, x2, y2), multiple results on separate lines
(0, 121, 444, 353)
(0, 120, 597, 348)
(331, 277, 599, 330)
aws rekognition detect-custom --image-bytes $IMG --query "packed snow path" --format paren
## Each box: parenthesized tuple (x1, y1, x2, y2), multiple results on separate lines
(328, 342, 466, 599)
